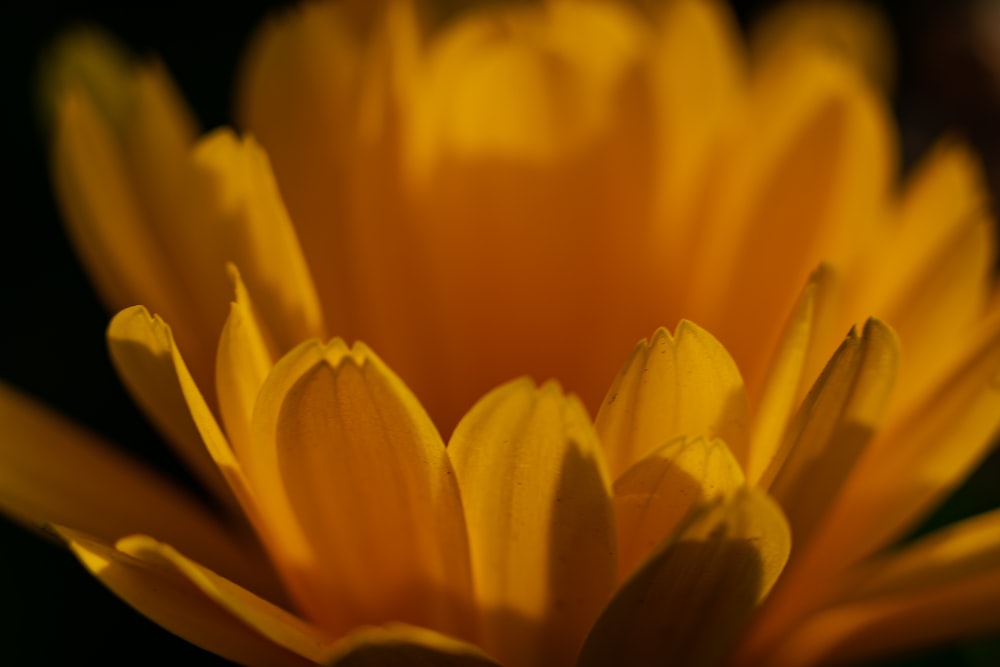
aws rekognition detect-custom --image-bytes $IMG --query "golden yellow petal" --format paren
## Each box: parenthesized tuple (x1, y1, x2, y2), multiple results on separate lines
(58, 528, 313, 667)
(217, 265, 278, 468)
(596, 321, 750, 480)
(579, 488, 790, 667)
(750, 0, 896, 91)
(747, 266, 839, 485)
(118, 535, 335, 663)
(191, 130, 326, 351)
(235, 1, 365, 339)
(765, 319, 899, 550)
(613, 435, 745, 581)
(449, 379, 616, 667)
(324, 623, 500, 667)
(803, 322, 1000, 573)
(685, 48, 893, 394)
(107, 306, 232, 508)
(107, 306, 287, 603)
(251, 339, 475, 639)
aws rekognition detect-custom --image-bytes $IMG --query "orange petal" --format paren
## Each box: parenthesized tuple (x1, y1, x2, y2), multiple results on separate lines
(596, 320, 750, 479)
(449, 379, 616, 667)
(58, 527, 315, 667)
(579, 488, 790, 667)
(251, 339, 475, 639)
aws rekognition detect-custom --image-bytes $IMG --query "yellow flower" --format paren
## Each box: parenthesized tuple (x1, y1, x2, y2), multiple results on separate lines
(4, 0, 1000, 665)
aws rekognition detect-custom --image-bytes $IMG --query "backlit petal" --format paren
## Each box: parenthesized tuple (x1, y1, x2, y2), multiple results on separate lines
(449, 379, 616, 667)
(119, 535, 335, 663)
(579, 488, 790, 667)
(763, 319, 898, 551)
(251, 339, 475, 638)
(596, 321, 750, 479)
(613, 435, 745, 581)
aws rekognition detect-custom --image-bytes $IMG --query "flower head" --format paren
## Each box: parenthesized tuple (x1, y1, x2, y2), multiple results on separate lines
(4, 1, 1000, 666)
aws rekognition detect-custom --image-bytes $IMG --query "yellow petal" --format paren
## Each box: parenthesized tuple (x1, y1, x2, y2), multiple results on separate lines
(58, 528, 314, 667)
(118, 534, 335, 663)
(235, 1, 365, 339)
(107, 306, 287, 603)
(449, 379, 616, 667)
(217, 265, 278, 467)
(107, 306, 233, 509)
(613, 436, 745, 581)
(251, 339, 475, 639)
(685, 48, 893, 394)
(747, 266, 840, 485)
(803, 322, 1000, 572)
(578, 488, 790, 667)
(324, 624, 500, 667)
(0, 381, 263, 593)
(190, 129, 326, 351)
(750, 0, 896, 91)
(764, 319, 898, 550)
(596, 321, 750, 480)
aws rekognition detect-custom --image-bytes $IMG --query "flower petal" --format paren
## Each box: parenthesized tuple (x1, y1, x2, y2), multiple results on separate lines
(57, 527, 315, 667)
(747, 266, 840, 485)
(324, 624, 500, 667)
(449, 379, 616, 667)
(107, 306, 232, 508)
(578, 488, 790, 667)
(235, 1, 365, 339)
(106, 306, 286, 603)
(763, 319, 898, 550)
(0, 381, 258, 590)
(763, 510, 1000, 667)
(596, 321, 750, 479)
(803, 320, 1000, 572)
(251, 339, 475, 639)
(613, 435, 745, 581)
(118, 534, 335, 663)
(217, 265, 278, 467)
(685, 47, 893, 394)
(190, 129, 326, 351)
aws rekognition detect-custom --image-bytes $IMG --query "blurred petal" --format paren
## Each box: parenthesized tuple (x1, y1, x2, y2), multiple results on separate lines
(613, 435, 744, 581)
(251, 339, 475, 638)
(579, 488, 790, 667)
(0, 381, 259, 591)
(449, 379, 616, 667)
(596, 321, 750, 479)
(59, 528, 315, 667)
(764, 510, 1000, 666)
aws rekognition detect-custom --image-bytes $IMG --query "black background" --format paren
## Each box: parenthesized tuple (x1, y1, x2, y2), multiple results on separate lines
(1, 1, 999, 665)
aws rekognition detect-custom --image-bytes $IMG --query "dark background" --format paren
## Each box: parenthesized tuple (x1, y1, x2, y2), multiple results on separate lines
(1, 1, 998, 664)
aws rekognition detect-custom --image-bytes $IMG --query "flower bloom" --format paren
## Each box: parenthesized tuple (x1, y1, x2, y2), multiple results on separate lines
(4, 0, 1000, 665)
